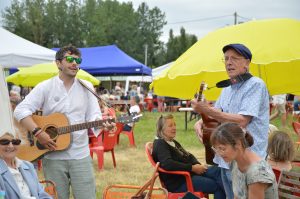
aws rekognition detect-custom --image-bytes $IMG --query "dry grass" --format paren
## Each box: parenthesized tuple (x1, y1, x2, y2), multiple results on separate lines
(94, 112, 206, 198)
(38, 110, 300, 198)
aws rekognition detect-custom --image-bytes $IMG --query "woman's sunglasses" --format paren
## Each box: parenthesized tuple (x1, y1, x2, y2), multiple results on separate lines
(0, 139, 21, 146)
(64, 56, 82, 64)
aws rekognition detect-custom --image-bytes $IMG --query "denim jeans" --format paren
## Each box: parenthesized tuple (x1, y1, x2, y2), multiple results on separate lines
(221, 168, 234, 199)
(176, 166, 226, 199)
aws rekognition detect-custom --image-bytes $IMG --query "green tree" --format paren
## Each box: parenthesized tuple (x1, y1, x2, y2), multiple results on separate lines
(136, 2, 167, 66)
(2, 0, 168, 65)
(3, 0, 35, 42)
(165, 27, 198, 63)
(63, 0, 84, 46)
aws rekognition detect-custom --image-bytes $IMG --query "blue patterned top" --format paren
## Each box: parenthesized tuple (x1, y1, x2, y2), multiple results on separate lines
(213, 76, 269, 168)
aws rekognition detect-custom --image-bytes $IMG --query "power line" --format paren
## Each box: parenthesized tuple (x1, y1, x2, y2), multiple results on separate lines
(167, 15, 233, 25)
(166, 13, 252, 26)
(237, 14, 252, 21)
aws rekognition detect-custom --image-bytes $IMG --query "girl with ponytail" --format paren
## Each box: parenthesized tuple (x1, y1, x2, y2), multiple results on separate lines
(210, 122, 278, 199)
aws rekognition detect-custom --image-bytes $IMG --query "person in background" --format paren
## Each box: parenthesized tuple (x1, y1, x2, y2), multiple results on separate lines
(157, 95, 165, 112)
(267, 131, 294, 171)
(14, 45, 102, 199)
(211, 123, 278, 199)
(0, 131, 51, 199)
(123, 96, 141, 131)
(270, 94, 287, 127)
(115, 82, 121, 92)
(99, 100, 116, 120)
(191, 44, 269, 199)
(129, 84, 138, 98)
(293, 95, 300, 121)
(152, 114, 225, 199)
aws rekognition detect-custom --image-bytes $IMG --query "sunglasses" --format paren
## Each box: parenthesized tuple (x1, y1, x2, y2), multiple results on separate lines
(0, 139, 21, 146)
(64, 56, 82, 64)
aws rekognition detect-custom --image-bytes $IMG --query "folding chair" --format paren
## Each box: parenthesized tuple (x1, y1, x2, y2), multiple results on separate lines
(117, 123, 136, 147)
(145, 142, 207, 199)
(103, 163, 168, 199)
(292, 122, 300, 149)
(39, 180, 58, 199)
(89, 123, 123, 170)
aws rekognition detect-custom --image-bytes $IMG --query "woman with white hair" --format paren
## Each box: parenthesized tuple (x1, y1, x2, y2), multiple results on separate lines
(0, 131, 51, 199)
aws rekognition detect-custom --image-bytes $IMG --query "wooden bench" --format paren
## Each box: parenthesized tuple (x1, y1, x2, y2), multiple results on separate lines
(278, 170, 300, 198)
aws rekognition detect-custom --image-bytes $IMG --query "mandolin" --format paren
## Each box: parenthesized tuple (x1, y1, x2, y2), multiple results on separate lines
(197, 81, 220, 165)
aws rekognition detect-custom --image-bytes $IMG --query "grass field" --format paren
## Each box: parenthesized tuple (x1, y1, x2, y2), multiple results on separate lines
(39, 110, 300, 198)
(94, 111, 205, 198)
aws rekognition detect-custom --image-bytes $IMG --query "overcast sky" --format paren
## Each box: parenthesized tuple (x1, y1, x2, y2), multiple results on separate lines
(119, 0, 300, 42)
(1, 0, 300, 42)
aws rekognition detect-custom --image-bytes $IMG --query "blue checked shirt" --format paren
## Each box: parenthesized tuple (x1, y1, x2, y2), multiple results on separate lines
(213, 76, 269, 169)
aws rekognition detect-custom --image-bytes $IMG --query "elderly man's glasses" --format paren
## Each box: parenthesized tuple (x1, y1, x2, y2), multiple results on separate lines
(64, 56, 82, 64)
(0, 139, 21, 146)
(222, 56, 246, 63)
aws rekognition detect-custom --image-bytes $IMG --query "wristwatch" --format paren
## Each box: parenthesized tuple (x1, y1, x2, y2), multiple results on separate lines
(31, 127, 41, 135)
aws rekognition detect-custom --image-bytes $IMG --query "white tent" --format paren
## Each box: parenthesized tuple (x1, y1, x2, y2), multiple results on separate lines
(124, 62, 173, 92)
(152, 62, 173, 77)
(0, 27, 55, 137)
(0, 27, 55, 67)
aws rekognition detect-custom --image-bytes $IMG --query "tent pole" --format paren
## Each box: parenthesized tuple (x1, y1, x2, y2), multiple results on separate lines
(110, 76, 112, 91)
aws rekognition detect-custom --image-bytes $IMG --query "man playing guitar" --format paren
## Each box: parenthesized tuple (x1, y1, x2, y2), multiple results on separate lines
(14, 45, 103, 199)
(191, 44, 269, 199)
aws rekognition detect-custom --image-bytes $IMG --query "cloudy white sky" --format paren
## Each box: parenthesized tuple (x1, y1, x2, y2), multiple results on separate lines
(1, 0, 300, 42)
(119, 0, 300, 42)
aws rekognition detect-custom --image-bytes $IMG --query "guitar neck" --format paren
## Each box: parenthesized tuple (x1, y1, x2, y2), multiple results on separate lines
(57, 118, 115, 135)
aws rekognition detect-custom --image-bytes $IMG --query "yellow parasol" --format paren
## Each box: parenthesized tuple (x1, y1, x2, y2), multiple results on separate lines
(6, 62, 100, 86)
(152, 18, 300, 100)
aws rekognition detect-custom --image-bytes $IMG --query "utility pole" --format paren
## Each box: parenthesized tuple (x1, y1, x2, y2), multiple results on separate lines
(234, 12, 237, 25)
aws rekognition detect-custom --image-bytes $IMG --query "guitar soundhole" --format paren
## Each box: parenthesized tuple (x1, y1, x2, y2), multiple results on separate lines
(36, 126, 58, 150)
(46, 126, 58, 139)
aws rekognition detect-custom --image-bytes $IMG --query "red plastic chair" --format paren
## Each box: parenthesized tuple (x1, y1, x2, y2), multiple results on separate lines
(37, 159, 42, 170)
(272, 167, 281, 182)
(292, 122, 300, 149)
(144, 98, 154, 112)
(145, 142, 207, 199)
(117, 123, 136, 147)
(89, 123, 123, 170)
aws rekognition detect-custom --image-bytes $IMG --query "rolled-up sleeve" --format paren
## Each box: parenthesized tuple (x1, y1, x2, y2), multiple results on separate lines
(14, 83, 45, 121)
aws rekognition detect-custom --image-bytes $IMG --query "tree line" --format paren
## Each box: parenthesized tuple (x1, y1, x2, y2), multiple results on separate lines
(2, 0, 198, 67)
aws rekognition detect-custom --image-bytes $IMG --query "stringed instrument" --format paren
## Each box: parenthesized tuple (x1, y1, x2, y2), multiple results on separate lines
(17, 112, 141, 162)
(197, 81, 220, 165)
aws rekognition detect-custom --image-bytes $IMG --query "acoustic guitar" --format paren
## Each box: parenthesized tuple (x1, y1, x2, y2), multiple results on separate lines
(17, 112, 141, 162)
(197, 81, 220, 165)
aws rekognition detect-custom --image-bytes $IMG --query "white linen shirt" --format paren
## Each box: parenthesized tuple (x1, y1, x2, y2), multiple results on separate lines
(128, 104, 141, 127)
(14, 76, 102, 160)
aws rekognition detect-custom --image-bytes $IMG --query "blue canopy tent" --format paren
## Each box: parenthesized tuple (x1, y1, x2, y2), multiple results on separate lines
(53, 45, 152, 76)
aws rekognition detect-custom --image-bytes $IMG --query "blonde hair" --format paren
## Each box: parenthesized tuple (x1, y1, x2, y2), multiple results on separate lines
(156, 114, 174, 139)
(267, 131, 294, 162)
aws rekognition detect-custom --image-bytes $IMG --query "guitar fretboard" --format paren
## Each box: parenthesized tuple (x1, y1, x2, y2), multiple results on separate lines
(57, 118, 116, 135)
